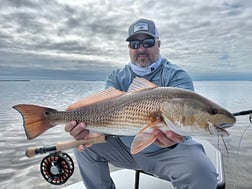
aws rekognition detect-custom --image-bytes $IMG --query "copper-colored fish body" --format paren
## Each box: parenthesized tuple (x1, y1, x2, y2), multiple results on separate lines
(52, 87, 170, 135)
(13, 78, 236, 154)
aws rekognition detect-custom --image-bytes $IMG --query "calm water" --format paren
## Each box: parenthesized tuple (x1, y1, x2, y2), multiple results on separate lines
(0, 80, 251, 189)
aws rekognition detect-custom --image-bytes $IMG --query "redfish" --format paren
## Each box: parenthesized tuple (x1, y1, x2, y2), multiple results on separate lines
(13, 77, 236, 154)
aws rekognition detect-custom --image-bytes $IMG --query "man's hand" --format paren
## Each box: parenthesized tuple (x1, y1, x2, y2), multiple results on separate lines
(152, 129, 183, 148)
(65, 121, 90, 139)
(64, 121, 103, 151)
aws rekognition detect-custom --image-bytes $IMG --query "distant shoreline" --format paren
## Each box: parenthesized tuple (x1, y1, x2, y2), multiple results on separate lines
(0, 79, 30, 82)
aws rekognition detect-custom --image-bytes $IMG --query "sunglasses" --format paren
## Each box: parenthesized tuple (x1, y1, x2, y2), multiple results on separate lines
(129, 38, 155, 49)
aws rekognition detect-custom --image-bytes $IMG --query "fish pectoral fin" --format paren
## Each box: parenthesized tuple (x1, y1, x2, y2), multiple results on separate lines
(128, 77, 157, 93)
(131, 133, 157, 154)
(130, 119, 162, 154)
(138, 119, 161, 134)
(138, 111, 164, 134)
(66, 88, 126, 111)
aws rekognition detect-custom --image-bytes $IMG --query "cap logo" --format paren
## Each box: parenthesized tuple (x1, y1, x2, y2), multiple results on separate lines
(133, 23, 148, 33)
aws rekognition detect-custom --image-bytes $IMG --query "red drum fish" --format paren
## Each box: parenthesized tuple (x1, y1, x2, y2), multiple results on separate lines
(13, 77, 236, 154)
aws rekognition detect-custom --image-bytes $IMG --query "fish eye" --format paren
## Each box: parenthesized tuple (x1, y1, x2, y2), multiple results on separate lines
(208, 108, 218, 115)
(44, 111, 49, 115)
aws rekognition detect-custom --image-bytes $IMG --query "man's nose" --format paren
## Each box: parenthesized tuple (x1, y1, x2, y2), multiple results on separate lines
(137, 44, 146, 52)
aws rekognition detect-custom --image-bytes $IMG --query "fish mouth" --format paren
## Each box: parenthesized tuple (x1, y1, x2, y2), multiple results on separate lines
(217, 123, 234, 129)
(208, 122, 232, 136)
(212, 125, 230, 136)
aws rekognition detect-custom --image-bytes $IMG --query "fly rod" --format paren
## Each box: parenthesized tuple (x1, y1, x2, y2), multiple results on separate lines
(232, 109, 252, 116)
(26, 135, 107, 158)
(26, 109, 252, 158)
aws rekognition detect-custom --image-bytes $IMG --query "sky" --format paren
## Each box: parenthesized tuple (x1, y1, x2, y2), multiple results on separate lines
(0, 0, 251, 81)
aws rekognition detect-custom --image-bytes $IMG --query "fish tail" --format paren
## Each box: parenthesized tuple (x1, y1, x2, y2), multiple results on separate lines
(12, 104, 58, 140)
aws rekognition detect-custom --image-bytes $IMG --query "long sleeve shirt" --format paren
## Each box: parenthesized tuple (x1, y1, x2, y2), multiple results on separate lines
(105, 58, 194, 153)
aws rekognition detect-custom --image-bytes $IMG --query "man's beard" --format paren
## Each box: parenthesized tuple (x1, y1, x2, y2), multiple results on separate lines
(134, 53, 153, 67)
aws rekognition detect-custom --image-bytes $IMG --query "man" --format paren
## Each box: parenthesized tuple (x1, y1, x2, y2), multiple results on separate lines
(65, 18, 218, 189)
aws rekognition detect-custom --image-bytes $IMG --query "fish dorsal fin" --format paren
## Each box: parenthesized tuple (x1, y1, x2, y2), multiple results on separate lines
(66, 88, 126, 111)
(128, 77, 157, 93)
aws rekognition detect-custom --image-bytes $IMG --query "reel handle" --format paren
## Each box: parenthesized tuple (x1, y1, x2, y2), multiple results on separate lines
(26, 135, 106, 158)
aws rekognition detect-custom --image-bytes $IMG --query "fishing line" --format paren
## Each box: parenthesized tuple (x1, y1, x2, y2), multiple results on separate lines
(233, 113, 252, 189)
(219, 136, 229, 156)
(216, 110, 252, 156)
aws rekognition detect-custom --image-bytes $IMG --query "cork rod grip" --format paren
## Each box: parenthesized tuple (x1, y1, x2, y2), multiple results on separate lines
(25, 135, 106, 158)
(56, 135, 106, 150)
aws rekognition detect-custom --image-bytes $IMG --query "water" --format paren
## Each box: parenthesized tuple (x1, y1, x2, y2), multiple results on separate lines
(0, 80, 251, 189)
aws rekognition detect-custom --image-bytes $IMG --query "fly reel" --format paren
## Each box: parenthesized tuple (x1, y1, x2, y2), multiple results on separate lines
(40, 151, 74, 185)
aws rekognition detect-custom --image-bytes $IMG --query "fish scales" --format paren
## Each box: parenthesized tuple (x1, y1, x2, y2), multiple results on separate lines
(49, 88, 169, 135)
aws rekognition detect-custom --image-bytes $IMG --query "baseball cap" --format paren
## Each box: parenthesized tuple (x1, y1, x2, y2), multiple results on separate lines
(126, 18, 159, 41)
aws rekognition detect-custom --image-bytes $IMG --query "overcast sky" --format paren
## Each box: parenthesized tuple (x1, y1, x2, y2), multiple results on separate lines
(0, 0, 251, 80)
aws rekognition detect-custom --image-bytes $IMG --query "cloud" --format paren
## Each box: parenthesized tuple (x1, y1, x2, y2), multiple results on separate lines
(0, 0, 251, 80)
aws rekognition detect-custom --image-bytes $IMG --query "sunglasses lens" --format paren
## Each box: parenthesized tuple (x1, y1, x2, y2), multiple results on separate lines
(129, 41, 140, 49)
(129, 38, 155, 49)
(142, 39, 155, 48)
